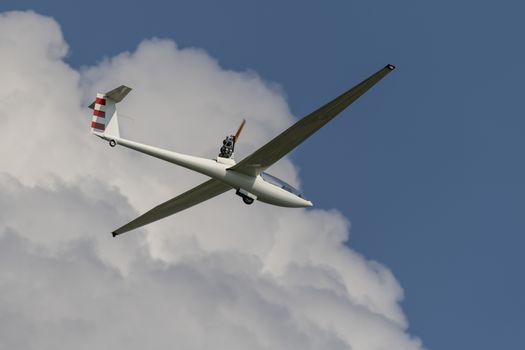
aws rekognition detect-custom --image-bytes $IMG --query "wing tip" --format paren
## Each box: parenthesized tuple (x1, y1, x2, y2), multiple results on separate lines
(386, 64, 396, 71)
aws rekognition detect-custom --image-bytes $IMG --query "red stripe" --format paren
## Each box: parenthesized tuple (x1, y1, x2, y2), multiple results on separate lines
(95, 97, 106, 105)
(93, 109, 105, 117)
(91, 121, 105, 131)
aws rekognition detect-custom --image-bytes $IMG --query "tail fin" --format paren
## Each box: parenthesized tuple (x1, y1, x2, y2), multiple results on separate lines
(89, 85, 132, 139)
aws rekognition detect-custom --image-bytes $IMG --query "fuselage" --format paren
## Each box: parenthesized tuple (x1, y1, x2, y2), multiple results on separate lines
(110, 136, 313, 208)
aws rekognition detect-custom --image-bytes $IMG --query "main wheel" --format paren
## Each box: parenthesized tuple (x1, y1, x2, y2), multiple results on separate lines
(109, 140, 116, 147)
(242, 196, 254, 205)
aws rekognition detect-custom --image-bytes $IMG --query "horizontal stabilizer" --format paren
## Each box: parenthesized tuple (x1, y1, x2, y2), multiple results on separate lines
(88, 85, 132, 109)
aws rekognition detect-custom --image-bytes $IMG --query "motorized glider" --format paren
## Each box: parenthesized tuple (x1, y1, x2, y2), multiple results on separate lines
(89, 64, 395, 237)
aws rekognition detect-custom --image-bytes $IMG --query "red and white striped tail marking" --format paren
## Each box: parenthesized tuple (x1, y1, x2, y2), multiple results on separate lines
(91, 93, 106, 132)
(89, 85, 130, 137)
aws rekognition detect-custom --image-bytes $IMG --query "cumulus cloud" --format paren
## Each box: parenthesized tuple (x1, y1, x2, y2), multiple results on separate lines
(0, 11, 423, 350)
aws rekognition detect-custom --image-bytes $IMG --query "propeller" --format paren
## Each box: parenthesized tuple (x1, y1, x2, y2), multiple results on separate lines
(219, 119, 246, 159)
(233, 118, 246, 144)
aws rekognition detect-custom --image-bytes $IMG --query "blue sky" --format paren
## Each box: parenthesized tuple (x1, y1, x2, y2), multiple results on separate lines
(2, 1, 524, 349)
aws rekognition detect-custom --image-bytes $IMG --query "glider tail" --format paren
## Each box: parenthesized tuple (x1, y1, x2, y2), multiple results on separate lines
(89, 85, 132, 140)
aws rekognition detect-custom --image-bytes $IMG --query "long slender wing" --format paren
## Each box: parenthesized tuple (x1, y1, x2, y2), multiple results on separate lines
(112, 179, 232, 237)
(229, 64, 395, 177)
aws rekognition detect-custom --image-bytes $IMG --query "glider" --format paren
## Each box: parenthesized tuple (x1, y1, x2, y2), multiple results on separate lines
(89, 64, 395, 237)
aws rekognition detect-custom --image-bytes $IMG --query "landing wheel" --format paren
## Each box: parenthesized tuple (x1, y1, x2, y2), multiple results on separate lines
(109, 139, 116, 147)
(242, 196, 254, 205)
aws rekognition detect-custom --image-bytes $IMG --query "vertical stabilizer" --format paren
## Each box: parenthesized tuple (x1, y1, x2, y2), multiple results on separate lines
(89, 85, 132, 140)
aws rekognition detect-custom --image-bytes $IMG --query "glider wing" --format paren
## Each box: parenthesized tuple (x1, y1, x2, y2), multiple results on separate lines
(229, 64, 395, 177)
(112, 179, 232, 236)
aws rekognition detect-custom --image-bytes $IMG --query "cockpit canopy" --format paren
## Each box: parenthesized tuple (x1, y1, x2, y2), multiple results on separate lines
(260, 172, 306, 199)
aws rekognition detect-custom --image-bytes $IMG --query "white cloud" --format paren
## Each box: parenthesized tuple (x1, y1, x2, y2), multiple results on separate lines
(0, 11, 424, 350)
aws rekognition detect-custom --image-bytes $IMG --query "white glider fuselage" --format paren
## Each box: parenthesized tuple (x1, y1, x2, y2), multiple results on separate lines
(102, 135, 312, 208)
